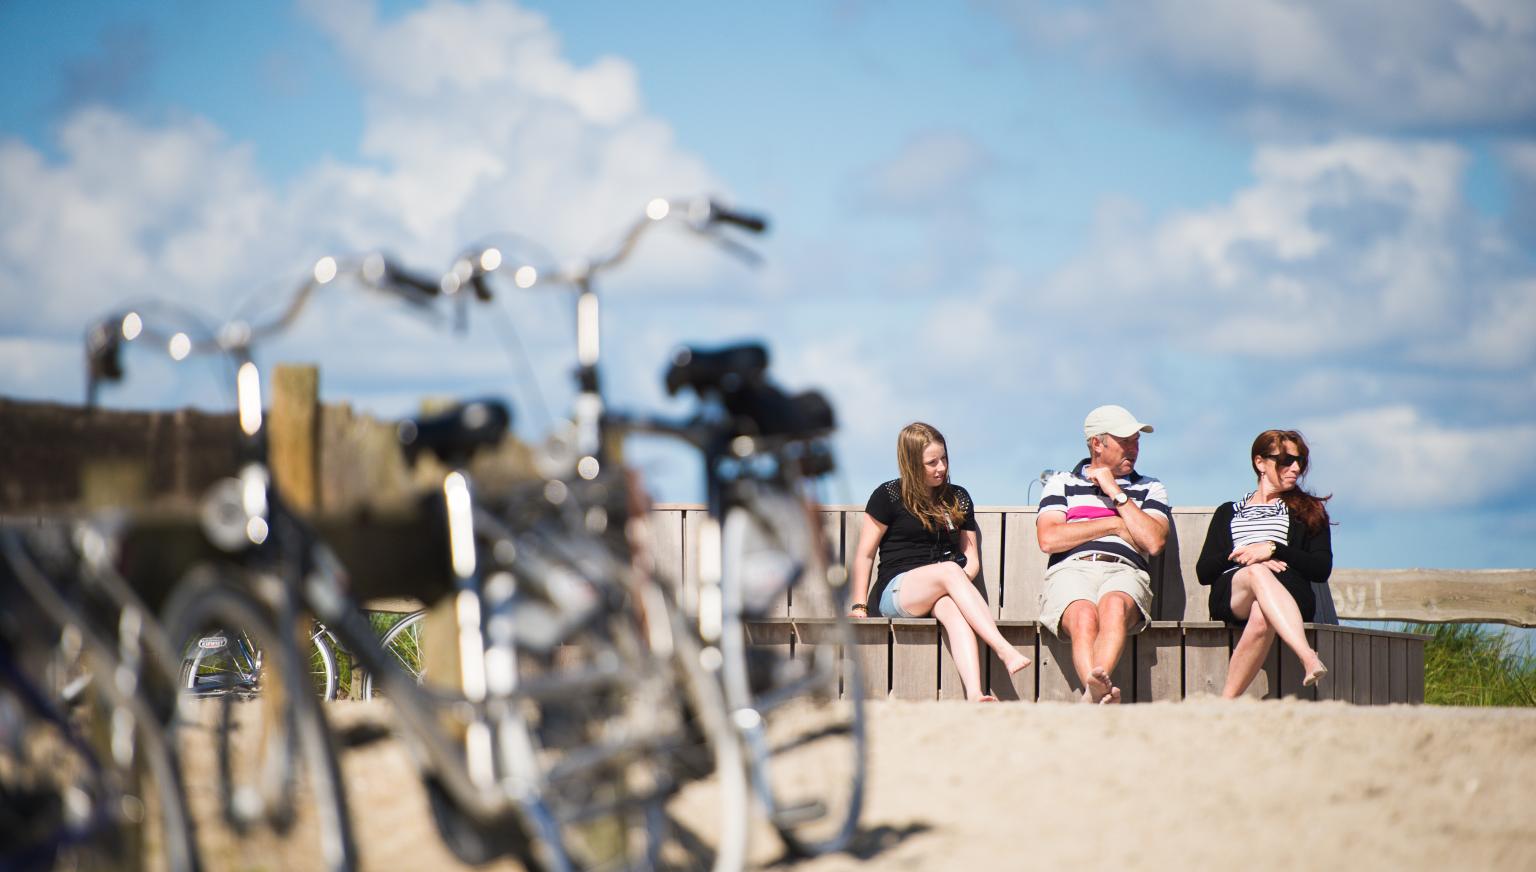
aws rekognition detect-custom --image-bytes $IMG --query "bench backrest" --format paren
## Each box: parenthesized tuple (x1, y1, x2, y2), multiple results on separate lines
(648, 505, 1536, 627)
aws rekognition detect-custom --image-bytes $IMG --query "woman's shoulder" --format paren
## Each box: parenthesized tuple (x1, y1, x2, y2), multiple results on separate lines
(866, 479, 901, 506)
(946, 482, 975, 507)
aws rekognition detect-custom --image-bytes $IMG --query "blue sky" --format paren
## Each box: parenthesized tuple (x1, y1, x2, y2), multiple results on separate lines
(2, 0, 1534, 572)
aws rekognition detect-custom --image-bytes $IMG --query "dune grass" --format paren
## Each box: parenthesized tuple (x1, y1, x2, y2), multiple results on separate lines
(1407, 622, 1536, 707)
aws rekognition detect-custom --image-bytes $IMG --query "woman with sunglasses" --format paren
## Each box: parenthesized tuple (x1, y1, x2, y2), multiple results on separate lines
(1196, 429, 1333, 697)
(848, 422, 1031, 702)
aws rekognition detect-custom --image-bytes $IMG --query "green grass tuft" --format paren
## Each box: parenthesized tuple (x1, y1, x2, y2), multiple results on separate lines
(1407, 622, 1536, 707)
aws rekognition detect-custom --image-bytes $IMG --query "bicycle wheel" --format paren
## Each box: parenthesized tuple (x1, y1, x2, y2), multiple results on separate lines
(719, 490, 866, 857)
(181, 627, 338, 701)
(0, 527, 202, 872)
(358, 610, 424, 700)
(163, 568, 357, 872)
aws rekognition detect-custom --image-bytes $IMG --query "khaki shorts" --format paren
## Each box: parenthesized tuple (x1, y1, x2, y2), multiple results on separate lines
(1038, 559, 1153, 638)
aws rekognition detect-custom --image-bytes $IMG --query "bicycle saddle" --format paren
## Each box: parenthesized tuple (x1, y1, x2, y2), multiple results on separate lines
(728, 386, 836, 439)
(397, 399, 511, 466)
(664, 343, 770, 396)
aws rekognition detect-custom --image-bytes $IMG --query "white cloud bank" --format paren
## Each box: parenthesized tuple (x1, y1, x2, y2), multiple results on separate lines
(0, 0, 728, 406)
(998, 0, 1536, 131)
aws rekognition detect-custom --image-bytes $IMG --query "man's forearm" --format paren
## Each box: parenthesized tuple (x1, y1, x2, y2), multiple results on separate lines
(1117, 505, 1168, 555)
(1038, 516, 1126, 554)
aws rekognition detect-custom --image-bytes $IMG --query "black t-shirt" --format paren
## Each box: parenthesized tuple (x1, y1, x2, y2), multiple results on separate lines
(865, 479, 978, 617)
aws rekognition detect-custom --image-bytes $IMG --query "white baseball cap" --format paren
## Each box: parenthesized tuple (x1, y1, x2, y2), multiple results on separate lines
(1084, 404, 1154, 439)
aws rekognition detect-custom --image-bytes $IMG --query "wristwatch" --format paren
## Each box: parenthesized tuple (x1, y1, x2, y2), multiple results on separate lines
(1111, 491, 1129, 507)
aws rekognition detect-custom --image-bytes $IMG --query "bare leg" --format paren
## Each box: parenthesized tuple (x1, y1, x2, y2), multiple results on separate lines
(898, 562, 1030, 672)
(1059, 600, 1105, 702)
(1231, 566, 1325, 682)
(1089, 592, 1138, 704)
(1222, 606, 1276, 698)
(932, 597, 985, 701)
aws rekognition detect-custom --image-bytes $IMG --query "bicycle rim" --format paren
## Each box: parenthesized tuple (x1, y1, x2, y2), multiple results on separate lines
(358, 610, 424, 700)
(164, 569, 358, 871)
(720, 499, 866, 857)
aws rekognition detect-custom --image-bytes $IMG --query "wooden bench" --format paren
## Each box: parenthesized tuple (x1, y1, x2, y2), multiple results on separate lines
(647, 504, 1491, 705)
(741, 617, 1426, 703)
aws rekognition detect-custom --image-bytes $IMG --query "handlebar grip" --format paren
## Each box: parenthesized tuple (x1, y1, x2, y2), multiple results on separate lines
(385, 263, 442, 297)
(708, 201, 768, 234)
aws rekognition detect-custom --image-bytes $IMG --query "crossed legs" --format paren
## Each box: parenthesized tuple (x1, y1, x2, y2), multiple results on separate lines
(1059, 592, 1138, 703)
(898, 561, 1031, 701)
(1223, 564, 1327, 698)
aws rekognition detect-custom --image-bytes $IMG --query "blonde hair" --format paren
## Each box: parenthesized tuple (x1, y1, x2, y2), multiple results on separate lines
(897, 422, 967, 533)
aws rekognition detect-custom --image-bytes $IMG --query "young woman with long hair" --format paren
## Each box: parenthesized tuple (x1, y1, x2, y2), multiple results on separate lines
(848, 422, 1030, 701)
(1196, 429, 1334, 697)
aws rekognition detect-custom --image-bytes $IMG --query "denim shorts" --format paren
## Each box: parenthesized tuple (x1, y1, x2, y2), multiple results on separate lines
(878, 570, 920, 619)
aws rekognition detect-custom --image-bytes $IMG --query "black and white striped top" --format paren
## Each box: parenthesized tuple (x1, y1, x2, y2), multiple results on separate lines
(1230, 492, 1290, 548)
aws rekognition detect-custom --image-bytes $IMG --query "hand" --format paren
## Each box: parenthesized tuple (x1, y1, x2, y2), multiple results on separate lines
(1229, 542, 1276, 566)
(1084, 465, 1119, 495)
(1259, 559, 1288, 572)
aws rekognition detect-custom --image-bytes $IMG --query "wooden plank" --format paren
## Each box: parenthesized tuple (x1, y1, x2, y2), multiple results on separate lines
(976, 511, 1003, 616)
(270, 363, 320, 513)
(646, 509, 685, 597)
(361, 597, 426, 614)
(1371, 635, 1390, 705)
(1389, 637, 1409, 704)
(1328, 568, 1536, 627)
(1331, 631, 1354, 703)
(890, 619, 938, 700)
(1169, 510, 1214, 621)
(787, 510, 841, 619)
(1182, 623, 1229, 698)
(746, 619, 794, 663)
(1036, 630, 1080, 701)
(846, 619, 890, 702)
(1000, 510, 1046, 620)
(792, 618, 844, 698)
(1277, 629, 1316, 700)
(1407, 640, 1425, 704)
(1310, 625, 1337, 701)
(1134, 622, 1182, 702)
(682, 510, 707, 609)
(938, 628, 967, 700)
(989, 622, 1038, 702)
(1352, 631, 1372, 705)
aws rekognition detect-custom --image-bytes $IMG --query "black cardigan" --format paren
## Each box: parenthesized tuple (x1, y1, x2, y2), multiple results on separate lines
(1195, 501, 1333, 588)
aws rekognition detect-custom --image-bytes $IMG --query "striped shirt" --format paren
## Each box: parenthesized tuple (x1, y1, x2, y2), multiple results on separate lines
(1230, 492, 1290, 548)
(1039, 459, 1171, 572)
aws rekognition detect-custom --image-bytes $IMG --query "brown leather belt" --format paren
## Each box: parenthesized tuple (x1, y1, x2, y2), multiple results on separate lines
(1072, 552, 1136, 567)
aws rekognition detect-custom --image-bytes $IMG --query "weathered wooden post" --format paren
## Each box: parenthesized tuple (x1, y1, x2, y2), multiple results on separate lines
(269, 364, 321, 513)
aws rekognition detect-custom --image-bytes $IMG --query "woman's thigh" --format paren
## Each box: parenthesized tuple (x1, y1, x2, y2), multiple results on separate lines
(894, 561, 968, 617)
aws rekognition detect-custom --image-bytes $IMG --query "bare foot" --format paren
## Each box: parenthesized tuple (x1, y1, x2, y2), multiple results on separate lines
(1302, 658, 1328, 687)
(1085, 666, 1113, 702)
(978, 694, 999, 703)
(1098, 686, 1122, 705)
(1003, 649, 1032, 675)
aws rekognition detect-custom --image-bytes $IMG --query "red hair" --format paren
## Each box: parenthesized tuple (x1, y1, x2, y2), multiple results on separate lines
(1250, 429, 1331, 533)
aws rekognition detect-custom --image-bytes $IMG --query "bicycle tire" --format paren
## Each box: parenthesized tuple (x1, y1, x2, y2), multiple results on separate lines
(163, 568, 358, 872)
(180, 626, 339, 701)
(358, 610, 424, 700)
(719, 493, 866, 857)
(0, 526, 203, 872)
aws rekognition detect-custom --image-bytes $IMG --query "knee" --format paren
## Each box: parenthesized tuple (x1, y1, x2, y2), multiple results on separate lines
(1098, 594, 1130, 619)
(1063, 603, 1098, 636)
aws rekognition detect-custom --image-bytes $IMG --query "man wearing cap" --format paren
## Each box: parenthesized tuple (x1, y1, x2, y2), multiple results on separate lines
(1036, 405, 1170, 703)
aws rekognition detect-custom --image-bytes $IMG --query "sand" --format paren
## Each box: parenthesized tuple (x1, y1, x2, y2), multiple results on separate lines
(170, 698, 1536, 871)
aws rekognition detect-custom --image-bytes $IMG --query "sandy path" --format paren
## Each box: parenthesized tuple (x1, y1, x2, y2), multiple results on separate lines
(174, 699, 1536, 871)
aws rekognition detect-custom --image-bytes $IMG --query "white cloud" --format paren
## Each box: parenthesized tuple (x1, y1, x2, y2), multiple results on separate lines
(0, 0, 733, 408)
(997, 0, 1536, 131)
(851, 130, 993, 213)
(1037, 138, 1534, 370)
(1299, 405, 1536, 508)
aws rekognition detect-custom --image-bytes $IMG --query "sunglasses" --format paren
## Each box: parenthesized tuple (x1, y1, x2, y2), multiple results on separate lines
(1265, 453, 1306, 470)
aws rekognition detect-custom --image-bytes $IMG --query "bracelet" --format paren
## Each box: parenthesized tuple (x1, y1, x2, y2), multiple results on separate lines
(850, 602, 868, 611)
